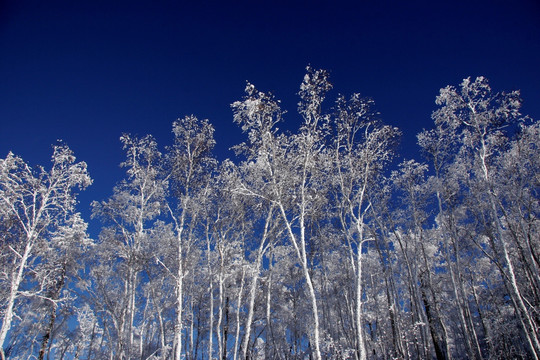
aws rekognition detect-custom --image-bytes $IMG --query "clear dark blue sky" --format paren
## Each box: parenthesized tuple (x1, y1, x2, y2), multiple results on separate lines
(1, 0, 539, 230)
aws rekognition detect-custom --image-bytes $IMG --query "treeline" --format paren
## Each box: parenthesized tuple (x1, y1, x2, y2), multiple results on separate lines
(1, 68, 539, 359)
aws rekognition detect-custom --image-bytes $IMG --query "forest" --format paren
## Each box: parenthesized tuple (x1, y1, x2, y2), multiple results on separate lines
(1, 67, 539, 359)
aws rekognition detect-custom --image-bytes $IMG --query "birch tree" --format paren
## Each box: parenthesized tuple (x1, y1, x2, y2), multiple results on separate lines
(91, 134, 167, 359)
(232, 67, 333, 359)
(0, 144, 91, 360)
(331, 93, 399, 360)
(219, 160, 283, 360)
(425, 77, 540, 358)
(166, 115, 216, 360)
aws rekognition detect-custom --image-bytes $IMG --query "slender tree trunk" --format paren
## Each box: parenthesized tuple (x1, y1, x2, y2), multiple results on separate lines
(0, 240, 33, 358)
(233, 267, 245, 360)
(303, 261, 321, 360)
(174, 252, 184, 360)
(265, 269, 274, 359)
(242, 207, 273, 360)
(278, 201, 322, 360)
(129, 270, 137, 358)
(223, 296, 229, 360)
(170, 202, 188, 360)
(242, 259, 261, 360)
(352, 224, 371, 360)
(355, 248, 366, 360)
(189, 294, 194, 360)
(420, 282, 447, 360)
(209, 284, 214, 360)
(216, 247, 225, 360)
(38, 297, 57, 360)
(151, 287, 166, 354)
(206, 222, 215, 360)
(208, 272, 214, 359)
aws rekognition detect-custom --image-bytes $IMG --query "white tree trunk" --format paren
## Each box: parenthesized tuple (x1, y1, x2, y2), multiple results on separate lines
(355, 245, 366, 360)
(129, 272, 136, 356)
(216, 251, 225, 360)
(208, 284, 214, 360)
(206, 223, 215, 360)
(233, 267, 245, 360)
(265, 269, 273, 358)
(241, 257, 262, 360)
(0, 240, 33, 356)
(174, 269, 184, 360)
(171, 203, 187, 360)
(278, 202, 322, 360)
(302, 257, 322, 360)
(241, 207, 272, 360)
(189, 295, 194, 359)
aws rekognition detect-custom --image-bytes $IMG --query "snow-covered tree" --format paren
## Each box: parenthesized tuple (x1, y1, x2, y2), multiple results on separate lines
(165, 115, 216, 360)
(419, 76, 540, 359)
(331, 93, 399, 360)
(232, 67, 334, 360)
(90, 134, 167, 359)
(0, 144, 91, 360)
(4, 69, 538, 360)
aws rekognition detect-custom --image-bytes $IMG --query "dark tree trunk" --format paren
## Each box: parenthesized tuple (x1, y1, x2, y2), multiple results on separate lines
(39, 265, 67, 360)
(421, 278, 448, 360)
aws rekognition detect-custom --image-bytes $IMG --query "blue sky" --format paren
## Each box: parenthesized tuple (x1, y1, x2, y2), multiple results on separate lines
(1, 0, 539, 234)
